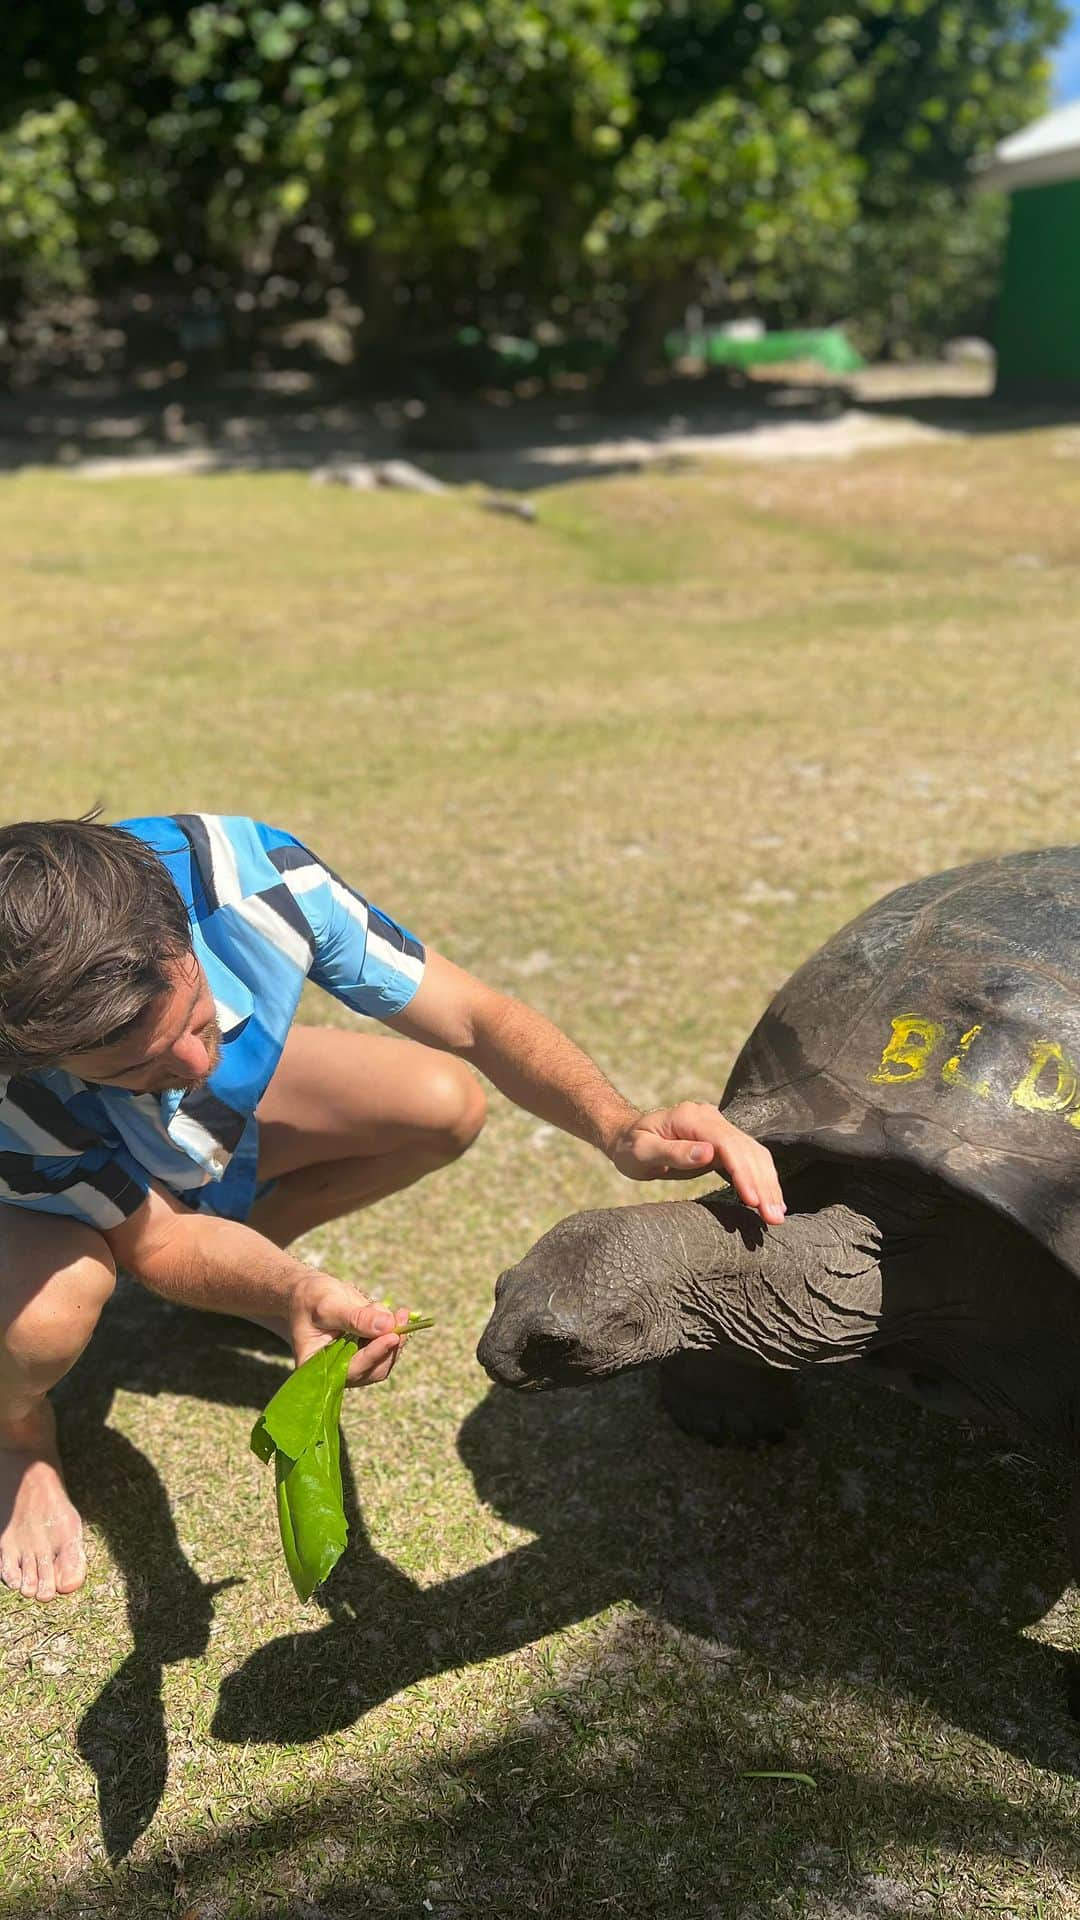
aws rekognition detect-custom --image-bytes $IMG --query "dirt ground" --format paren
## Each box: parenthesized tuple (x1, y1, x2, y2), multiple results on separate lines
(0, 358, 1022, 491)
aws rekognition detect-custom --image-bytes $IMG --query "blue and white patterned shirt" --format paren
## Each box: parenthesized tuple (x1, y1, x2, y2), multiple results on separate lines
(0, 814, 426, 1229)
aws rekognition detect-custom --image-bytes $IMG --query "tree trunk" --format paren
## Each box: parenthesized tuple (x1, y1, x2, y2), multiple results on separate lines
(602, 271, 699, 397)
(344, 243, 401, 351)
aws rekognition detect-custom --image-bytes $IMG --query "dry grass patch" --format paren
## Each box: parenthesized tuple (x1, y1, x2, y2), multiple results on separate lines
(1, 430, 1079, 1917)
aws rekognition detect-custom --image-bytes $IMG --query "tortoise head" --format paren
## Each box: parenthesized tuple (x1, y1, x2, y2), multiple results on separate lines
(477, 1198, 731, 1390)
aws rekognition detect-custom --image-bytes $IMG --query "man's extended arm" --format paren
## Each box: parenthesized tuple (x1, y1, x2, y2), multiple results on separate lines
(387, 951, 786, 1223)
(104, 1183, 409, 1385)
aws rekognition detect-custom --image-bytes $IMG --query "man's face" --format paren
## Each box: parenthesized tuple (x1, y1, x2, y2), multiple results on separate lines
(60, 951, 222, 1094)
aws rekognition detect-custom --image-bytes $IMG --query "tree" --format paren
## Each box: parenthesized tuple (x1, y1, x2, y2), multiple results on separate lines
(763, 187, 1011, 359)
(0, 0, 1068, 373)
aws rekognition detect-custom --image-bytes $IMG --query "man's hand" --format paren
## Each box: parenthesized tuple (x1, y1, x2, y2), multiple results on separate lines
(105, 1184, 415, 1389)
(386, 954, 786, 1224)
(289, 1271, 412, 1386)
(608, 1103, 786, 1224)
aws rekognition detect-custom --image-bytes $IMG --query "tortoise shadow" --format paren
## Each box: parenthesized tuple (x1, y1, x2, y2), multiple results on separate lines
(57, 1276, 1080, 1864)
(11, 1716, 1080, 1919)
(213, 1356, 1080, 1778)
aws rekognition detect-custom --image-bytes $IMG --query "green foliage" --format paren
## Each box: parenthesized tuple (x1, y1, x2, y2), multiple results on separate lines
(585, 90, 858, 278)
(251, 1336, 357, 1602)
(766, 183, 1011, 357)
(0, 100, 154, 296)
(0, 0, 1068, 360)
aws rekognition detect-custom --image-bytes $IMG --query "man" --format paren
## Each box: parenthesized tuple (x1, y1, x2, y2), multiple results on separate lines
(0, 812, 785, 1604)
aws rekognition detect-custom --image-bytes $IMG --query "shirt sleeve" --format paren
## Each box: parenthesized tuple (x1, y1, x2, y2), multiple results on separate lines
(256, 826, 427, 1019)
(0, 1090, 150, 1231)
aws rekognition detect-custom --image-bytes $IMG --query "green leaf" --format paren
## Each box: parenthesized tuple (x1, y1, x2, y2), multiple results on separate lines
(739, 1770, 818, 1788)
(276, 1434, 348, 1601)
(250, 1413, 277, 1465)
(251, 1336, 357, 1602)
(377, 1302, 435, 1333)
(274, 1447, 304, 1596)
(256, 1335, 357, 1462)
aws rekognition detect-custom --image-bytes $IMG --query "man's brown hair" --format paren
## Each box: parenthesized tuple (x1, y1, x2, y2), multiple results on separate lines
(0, 816, 193, 1075)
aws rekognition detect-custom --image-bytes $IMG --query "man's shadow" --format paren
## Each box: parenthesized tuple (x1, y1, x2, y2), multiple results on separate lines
(53, 1283, 284, 1861)
(59, 1280, 1080, 1861)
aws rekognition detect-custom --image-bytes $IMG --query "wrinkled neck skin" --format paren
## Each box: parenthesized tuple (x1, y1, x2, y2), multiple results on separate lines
(679, 1183, 888, 1372)
(479, 1168, 923, 1390)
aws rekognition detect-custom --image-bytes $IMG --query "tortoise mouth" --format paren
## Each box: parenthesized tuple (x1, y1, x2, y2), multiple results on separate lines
(480, 1320, 641, 1391)
(517, 1331, 586, 1388)
(478, 1321, 593, 1391)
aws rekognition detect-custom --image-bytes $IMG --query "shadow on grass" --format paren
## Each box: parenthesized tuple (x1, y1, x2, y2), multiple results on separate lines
(48, 1270, 1080, 1877)
(216, 1366, 1080, 1776)
(9, 1671, 1080, 1916)
(52, 1285, 278, 1861)
(4, 365, 1078, 492)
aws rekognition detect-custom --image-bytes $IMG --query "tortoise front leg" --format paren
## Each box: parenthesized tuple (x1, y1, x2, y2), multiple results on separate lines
(658, 1347, 803, 1448)
(1064, 1480, 1080, 1722)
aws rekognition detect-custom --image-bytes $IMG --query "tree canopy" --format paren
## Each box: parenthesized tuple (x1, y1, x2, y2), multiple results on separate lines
(0, 0, 1067, 366)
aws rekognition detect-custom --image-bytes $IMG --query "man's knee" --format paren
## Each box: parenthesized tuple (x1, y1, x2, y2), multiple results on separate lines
(1, 1222, 116, 1374)
(421, 1061, 487, 1160)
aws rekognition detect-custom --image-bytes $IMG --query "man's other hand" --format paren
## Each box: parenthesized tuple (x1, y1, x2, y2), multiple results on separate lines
(608, 1102, 786, 1224)
(289, 1272, 411, 1386)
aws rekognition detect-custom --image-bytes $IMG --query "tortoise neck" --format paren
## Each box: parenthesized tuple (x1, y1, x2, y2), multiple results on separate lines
(677, 1190, 887, 1369)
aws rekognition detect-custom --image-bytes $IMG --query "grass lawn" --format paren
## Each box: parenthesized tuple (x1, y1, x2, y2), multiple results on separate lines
(2, 432, 1080, 1919)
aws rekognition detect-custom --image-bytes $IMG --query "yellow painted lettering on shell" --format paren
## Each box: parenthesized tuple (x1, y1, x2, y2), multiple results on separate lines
(870, 1014, 946, 1085)
(941, 1024, 990, 1098)
(1010, 1040, 1080, 1117)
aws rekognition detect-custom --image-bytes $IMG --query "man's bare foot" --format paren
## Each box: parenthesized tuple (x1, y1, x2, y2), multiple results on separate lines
(0, 1401, 86, 1602)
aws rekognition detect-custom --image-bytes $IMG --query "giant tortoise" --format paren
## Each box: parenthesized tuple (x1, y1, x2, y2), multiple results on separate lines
(478, 846, 1080, 1576)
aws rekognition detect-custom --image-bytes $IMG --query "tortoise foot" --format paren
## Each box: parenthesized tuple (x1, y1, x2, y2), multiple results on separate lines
(659, 1349, 803, 1449)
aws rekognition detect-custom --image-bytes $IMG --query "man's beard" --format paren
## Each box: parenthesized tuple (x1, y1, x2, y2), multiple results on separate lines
(167, 1017, 223, 1095)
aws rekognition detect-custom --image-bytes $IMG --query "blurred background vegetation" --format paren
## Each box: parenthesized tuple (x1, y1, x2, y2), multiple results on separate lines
(0, 0, 1068, 388)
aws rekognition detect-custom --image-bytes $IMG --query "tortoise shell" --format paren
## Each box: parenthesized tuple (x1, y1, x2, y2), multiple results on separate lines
(720, 847, 1080, 1279)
